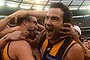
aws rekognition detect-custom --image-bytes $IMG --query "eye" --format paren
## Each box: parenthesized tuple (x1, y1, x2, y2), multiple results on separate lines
(45, 16, 60, 22)
(35, 22, 37, 25)
(51, 16, 60, 21)
(34, 21, 37, 25)
(45, 16, 49, 20)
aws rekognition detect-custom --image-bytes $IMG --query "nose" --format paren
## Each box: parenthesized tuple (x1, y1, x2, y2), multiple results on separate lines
(30, 23, 35, 27)
(29, 23, 37, 30)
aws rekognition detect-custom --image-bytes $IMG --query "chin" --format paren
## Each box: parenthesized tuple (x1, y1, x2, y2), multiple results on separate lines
(46, 35, 54, 40)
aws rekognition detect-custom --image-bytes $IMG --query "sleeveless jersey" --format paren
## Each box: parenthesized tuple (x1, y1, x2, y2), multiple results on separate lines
(3, 41, 16, 60)
(39, 30, 76, 60)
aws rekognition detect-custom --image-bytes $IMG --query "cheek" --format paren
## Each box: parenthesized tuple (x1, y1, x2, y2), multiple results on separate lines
(53, 22, 63, 30)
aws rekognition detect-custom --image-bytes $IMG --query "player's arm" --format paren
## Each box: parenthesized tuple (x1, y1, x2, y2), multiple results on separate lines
(0, 31, 25, 50)
(0, 12, 16, 32)
(0, 35, 9, 50)
(26, 10, 46, 18)
(14, 10, 46, 20)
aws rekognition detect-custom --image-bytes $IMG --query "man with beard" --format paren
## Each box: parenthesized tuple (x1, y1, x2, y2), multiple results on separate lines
(38, 2, 84, 60)
(0, 2, 85, 60)
(2, 16, 41, 60)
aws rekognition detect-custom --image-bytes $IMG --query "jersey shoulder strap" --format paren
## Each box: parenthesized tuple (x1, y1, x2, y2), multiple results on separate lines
(56, 38, 76, 60)
(62, 39, 77, 60)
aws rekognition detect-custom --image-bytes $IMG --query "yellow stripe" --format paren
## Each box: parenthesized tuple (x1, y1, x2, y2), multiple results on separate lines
(50, 40, 65, 56)
(62, 40, 76, 60)
(3, 43, 11, 60)
(42, 39, 48, 53)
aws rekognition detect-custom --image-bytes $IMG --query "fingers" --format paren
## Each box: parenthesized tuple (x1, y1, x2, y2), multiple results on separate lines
(7, 10, 28, 24)
(60, 23, 72, 35)
(8, 10, 27, 23)
(15, 10, 27, 18)
(22, 31, 29, 37)
(61, 27, 71, 32)
(11, 31, 27, 40)
(61, 23, 72, 31)
(63, 23, 71, 27)
(60, 35, 69, 39)
(60, 31, 71, 35)
(59, 23, 78, 38)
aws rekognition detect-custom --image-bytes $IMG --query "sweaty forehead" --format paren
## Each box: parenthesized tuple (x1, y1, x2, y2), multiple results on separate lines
(47, 8, 64, 17)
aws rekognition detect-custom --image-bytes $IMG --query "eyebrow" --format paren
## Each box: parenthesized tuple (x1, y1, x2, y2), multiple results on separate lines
(45, 15, 60, 20)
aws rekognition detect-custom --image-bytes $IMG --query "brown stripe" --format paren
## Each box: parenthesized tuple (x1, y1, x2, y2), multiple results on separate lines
(50, 39, 65, 56)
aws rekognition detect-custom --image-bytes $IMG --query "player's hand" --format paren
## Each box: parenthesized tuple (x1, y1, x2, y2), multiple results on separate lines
(5, 30, 28, 41)
(59, 23, 78, 39)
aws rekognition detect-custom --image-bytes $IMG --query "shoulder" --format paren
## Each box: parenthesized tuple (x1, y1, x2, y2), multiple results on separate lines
(9, 40, 32, 55)
(65, 43, 84, 60)
(11, 40, 30, 46)
(70, 43, 83, 51)
(10, 40, 31, 51)
(9, 40, 34, 59)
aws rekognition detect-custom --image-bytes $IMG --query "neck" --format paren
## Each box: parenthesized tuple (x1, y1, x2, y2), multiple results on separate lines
(22, 23, 27, 30)
(48, 36, 61, 44)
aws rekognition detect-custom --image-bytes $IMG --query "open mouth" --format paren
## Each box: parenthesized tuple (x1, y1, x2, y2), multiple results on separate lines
(47, 28, 53, 33)
(46, 26, 54, 35)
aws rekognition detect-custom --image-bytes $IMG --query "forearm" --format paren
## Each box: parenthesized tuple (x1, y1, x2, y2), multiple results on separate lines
(74, 35, 84, 47)
(0, 35, 8, 50)
(0, 15, 15, 32)
(27, 10, 47, 18)
(0, 28, 14, 38)
(70, 25, 83, 46)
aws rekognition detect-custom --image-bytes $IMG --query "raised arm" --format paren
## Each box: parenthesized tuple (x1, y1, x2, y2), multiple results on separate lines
(0, 12, 16, 32)
(0, 10, 46, 32)
(14, 10, 46, 21)
(27, 10, 47, 18)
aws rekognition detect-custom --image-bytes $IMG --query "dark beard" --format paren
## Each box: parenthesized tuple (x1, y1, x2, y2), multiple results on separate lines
(48, 30, 59, 40)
